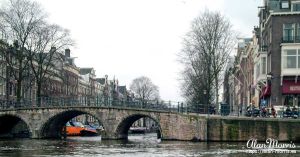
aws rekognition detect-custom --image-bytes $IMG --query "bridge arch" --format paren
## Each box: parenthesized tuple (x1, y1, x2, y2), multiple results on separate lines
(115, 113, 162, 139)
(0, 114, 31, 138)
(40, 109, 105, 138)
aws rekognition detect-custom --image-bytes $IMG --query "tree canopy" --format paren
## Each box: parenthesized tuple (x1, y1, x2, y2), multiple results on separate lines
(179, 10, 236, 106)
(130, 76, 160, 104)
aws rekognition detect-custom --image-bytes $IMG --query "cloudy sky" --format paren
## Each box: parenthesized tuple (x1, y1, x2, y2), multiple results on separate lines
(32, 0, 261, 102)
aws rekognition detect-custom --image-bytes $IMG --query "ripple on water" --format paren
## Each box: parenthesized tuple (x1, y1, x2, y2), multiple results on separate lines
(0, 135, 299, 157)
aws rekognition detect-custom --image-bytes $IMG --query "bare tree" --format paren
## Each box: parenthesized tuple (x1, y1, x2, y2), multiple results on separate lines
(0, 40, 10, 101)
(26, 23, 74, 101)
(0, 0, 74, 104)
(130, 76, 160, 104)
(179, 10, 236, 108)
(0, 0, 46, 101)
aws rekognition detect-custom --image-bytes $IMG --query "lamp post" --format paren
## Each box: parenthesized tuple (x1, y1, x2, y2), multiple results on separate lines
(203, 89, 209, 141)
(203, 90, 209, 117)
(266, 72, 274, 115)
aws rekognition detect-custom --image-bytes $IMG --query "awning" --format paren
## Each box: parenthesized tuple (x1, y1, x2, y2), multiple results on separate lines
(282, 80, 300, 94)
(260, 85, 271, 98)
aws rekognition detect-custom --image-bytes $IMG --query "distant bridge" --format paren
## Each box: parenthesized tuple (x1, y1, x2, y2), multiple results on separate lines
(0, 98, 300, 142)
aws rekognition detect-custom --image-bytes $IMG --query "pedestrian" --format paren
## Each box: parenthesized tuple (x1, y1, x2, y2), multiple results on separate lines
(271, 106, 276, 118)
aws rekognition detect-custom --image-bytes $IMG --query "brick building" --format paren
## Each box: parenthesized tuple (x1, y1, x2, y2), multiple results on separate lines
(258, 0, 300, 109)
(224, 0, 300, 115)
(62, 49, 80, 98)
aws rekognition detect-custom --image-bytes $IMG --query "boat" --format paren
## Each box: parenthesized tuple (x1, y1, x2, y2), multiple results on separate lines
(64, 121, 99, 136)
(80, 125, 98, 136)
(65, 121, 84, 136)
(129, 127, 146, 134)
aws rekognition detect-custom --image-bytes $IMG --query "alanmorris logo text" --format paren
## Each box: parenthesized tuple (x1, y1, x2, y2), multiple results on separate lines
(245, 138, 297, 154)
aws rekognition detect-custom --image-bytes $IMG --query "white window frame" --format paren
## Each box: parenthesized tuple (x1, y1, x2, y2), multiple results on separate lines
(298, 23, 300, 40)
(281, 44, 300, 76)
(269, 27, 272, 44)
(281, 1, 290, 9)
(261, 56, 267, 75)
(282, 49, 298, 69)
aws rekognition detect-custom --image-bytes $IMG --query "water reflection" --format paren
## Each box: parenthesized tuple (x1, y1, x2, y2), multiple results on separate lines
(0, 134, 299, 157)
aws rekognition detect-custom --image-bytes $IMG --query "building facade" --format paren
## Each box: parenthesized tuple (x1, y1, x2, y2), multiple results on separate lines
(62, 49, 80, 99)
(225, 0, 300, 115)
(258, 0, 300, 109)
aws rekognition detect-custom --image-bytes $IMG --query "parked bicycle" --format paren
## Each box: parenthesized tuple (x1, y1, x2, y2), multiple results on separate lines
(283, 106, 298, 119)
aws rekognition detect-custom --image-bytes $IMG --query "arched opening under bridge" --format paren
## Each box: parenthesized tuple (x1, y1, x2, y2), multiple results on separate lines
(0, 114, 31, 138)
(116, 114, 162, 140)
(40, 110, 104, 139)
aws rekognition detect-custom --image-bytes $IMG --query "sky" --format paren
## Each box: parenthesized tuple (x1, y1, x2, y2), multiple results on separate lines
(20, 0, 261, 102)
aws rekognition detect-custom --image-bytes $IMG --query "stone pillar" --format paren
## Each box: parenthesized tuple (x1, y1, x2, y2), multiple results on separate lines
(30, 129, 40, 139)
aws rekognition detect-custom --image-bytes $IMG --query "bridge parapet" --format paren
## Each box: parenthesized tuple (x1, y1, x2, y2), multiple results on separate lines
(0, 97, 209, 114)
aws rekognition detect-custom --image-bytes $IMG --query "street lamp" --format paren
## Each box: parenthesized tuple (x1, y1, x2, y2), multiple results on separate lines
(203, 89, 210, 142)
(203, 90, 209, 117)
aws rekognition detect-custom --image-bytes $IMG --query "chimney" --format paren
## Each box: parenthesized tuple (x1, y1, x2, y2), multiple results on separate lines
(65, 49, 70, 57)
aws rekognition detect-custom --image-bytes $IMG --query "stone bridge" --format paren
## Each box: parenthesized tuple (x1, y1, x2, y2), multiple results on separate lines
(1, 106, 300, 142)
(0, 106, 207, 140)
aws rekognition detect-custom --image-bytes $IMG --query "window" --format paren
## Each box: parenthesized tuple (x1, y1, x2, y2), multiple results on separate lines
(268, 54, 272, 73)
(0, 78, 3, 96)
(298, 24, 300, 41)
(293, 3, 300, 11)
(256, 63, 260, 79)
(261, 57, 267, 74)
(298, 50, 300, 68)
(269, 28, 272, 44)
(282, 49, 297, 69)
(283, 23, 295, 42)
(9, 83, 13, 96)
(298, 96, 300, 107)
(284, 95, 294, 106)
(281, 0, 290, 9)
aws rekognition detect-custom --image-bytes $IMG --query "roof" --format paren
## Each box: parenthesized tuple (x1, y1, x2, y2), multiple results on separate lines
(66, 58, 76, 66)
(96, 78, 106, 84)
(79, 68, 94, 75)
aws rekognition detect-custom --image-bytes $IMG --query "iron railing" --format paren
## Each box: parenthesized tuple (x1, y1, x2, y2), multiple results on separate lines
(2, 97, 298, 119)
(0, 97, 218, 115)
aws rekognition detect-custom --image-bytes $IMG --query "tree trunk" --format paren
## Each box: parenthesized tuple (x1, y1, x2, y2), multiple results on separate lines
(5, 66, 10, 101)
(16, 79, 22, 106)
(16, 61, 23, 102)
(37, 81, 41, 107)
(206, 57, 212, 113)
(215, 77, 219, 113)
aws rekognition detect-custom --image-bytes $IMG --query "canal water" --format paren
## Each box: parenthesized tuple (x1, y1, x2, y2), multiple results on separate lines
(0, 133, 299, 157)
